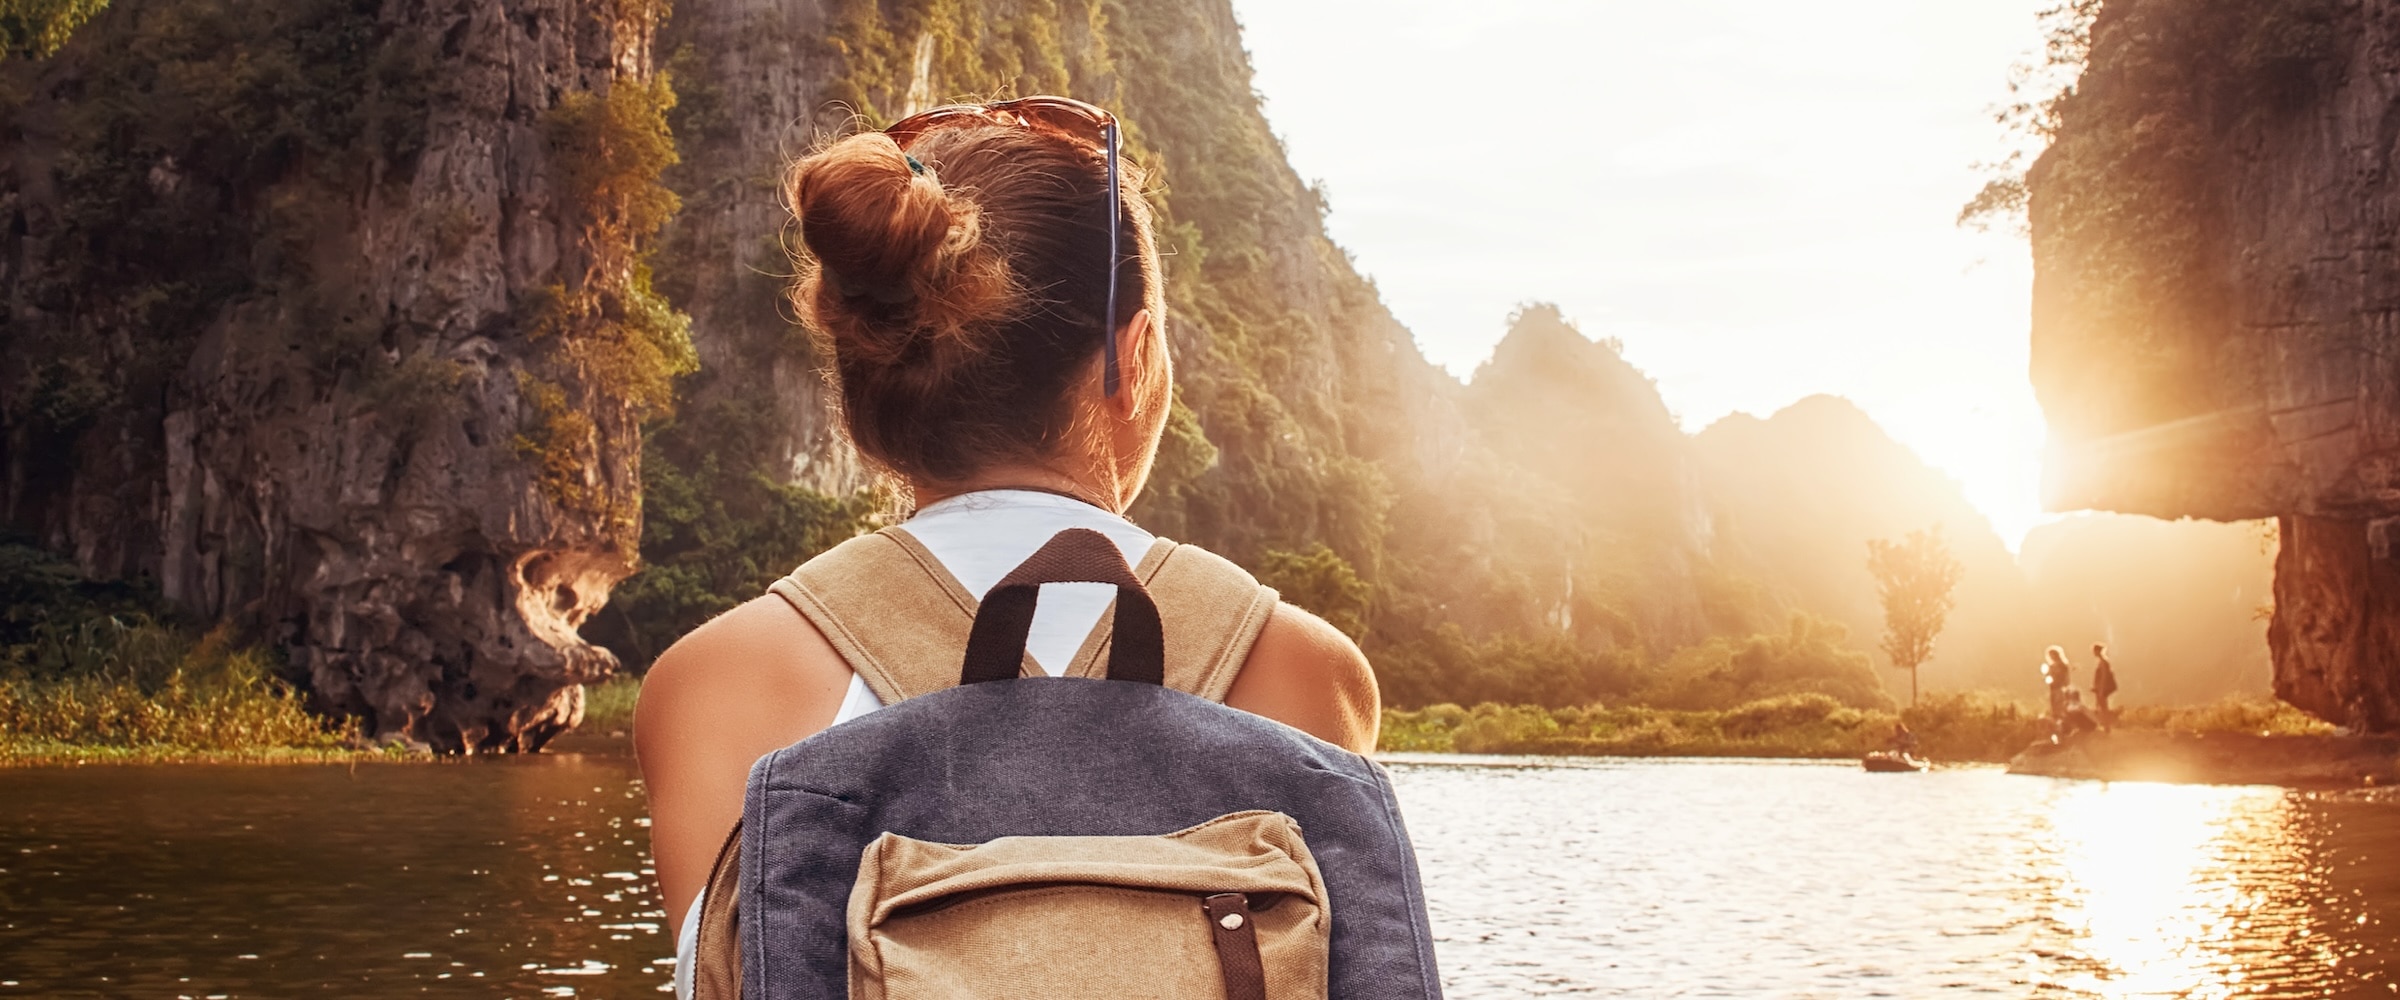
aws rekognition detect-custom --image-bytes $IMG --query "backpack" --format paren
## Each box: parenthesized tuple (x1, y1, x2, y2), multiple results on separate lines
(687, 526, 1444, 999)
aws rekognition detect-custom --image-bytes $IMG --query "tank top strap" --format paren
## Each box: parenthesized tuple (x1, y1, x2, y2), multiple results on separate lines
(768, 529, 1277, 705)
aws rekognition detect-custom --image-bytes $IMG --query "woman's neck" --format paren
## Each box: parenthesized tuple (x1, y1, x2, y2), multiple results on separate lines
(914, 464, 1119, 513)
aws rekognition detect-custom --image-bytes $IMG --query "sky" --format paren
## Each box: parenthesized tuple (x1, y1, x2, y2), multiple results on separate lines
(1227, 0, 2057, 548)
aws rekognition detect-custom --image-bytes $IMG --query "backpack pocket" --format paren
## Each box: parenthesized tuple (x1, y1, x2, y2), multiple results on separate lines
(847, 810, 1330, 1000)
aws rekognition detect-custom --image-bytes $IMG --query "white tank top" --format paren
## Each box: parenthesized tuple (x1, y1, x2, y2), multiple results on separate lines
(674, 489, 1153, 998)
(825, 489, 1155, 724)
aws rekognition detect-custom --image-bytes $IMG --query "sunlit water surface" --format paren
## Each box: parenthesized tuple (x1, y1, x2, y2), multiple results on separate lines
(3, 748, 2395, 997)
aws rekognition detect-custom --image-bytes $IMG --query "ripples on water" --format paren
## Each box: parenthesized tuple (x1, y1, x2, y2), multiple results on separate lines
(1390, 755, 2400, 997)
(2, 748, 2396, 997)
(0, 751, 672, 997)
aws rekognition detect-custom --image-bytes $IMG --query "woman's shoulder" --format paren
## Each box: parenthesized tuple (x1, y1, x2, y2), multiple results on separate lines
(635, 595, 853, 751)
(1224, 601, 1381, 755)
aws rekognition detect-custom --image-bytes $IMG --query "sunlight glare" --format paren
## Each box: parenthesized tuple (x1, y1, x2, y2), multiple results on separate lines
(2029, 782, 2299, 998)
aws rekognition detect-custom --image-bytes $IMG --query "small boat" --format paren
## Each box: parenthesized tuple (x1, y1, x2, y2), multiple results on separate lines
(1862, 751, 1929, 773)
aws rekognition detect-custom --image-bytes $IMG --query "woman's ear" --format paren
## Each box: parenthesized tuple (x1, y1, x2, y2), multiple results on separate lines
(1109, 309, 1158, 419)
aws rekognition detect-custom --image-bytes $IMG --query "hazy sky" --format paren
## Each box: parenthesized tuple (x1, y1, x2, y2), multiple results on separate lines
(1228, 0, 2055, 547)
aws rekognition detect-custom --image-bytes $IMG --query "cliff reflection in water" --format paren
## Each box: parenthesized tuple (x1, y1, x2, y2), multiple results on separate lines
(3, 751, 2397, 997)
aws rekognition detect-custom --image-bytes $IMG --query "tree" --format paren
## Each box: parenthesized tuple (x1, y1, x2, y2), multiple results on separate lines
(2, 0, 111, 59)
(1866, 528, 1965, 706)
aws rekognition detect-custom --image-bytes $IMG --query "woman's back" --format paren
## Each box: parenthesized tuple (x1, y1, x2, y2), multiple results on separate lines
(637, 503, 1378, 949)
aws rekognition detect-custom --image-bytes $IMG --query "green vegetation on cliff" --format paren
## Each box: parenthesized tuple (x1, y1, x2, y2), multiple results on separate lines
(5, 0, 437, 451)
(0, 0, 111, 57)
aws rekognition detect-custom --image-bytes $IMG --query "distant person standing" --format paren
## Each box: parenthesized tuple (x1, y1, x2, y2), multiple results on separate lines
(2041, 646, 2073, 722)
(2091, 643, 2119, 720)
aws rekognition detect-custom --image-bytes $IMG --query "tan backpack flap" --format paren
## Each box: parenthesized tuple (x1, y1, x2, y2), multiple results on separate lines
(1062, 538, 1280, 703)
(689, 822, 746, 1000)
(847, 811, 1330, 1000)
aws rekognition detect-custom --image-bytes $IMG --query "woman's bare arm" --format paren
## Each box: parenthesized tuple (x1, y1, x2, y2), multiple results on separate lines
(1224, 603, 1382, 755)
(634, 596, 852, 935)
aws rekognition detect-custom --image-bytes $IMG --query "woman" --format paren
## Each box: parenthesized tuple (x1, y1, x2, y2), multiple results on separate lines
(633, 97, 1379, 988)
(2041, 645, 2073, 724)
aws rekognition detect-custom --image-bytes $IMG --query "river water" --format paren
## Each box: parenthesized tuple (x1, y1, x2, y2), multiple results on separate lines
(3, 747, 2395, 998)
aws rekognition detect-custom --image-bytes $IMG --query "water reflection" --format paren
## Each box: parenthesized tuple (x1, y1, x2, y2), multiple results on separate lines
(4, 751, 2398, 997)
(0, 748, 673, 998)
(2002, 782, 2380, 999)
(1385, 756, 2400, 997)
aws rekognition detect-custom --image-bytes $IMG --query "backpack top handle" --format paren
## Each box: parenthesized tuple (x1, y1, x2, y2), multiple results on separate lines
(959, 528, 1167, 687)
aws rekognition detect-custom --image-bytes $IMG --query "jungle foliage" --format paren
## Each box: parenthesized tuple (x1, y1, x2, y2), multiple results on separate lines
(0, 0, 109, 57)
(3, 0, 439, 446)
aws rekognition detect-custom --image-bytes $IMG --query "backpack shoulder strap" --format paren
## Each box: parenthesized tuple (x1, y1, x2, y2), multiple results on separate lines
(1062, 538, 1281, 703)
(766, 527, 1040, 704)
(770, 530, 1276, 705)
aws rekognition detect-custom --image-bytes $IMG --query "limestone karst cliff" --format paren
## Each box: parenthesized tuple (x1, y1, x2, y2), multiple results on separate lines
(1, 0, 2296, 745)
(2026, 0, 2396, 726)
(0, 0, 686, 750)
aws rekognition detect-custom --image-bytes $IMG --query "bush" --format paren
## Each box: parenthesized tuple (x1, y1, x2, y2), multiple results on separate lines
(1382, 694, 1895, 759)
(586, 400, 881, 671)
(1638, 613, 1892, 711)
(580, 674, 642, 735)
(1899, 691, 2047, 762)
(2118, 695, 2332, 736)
(0, 621, 340, 755)
(0, 540, 341, 759)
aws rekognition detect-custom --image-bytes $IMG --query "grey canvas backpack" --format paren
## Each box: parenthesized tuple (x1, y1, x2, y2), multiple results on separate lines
(687, 526, 1443, 999)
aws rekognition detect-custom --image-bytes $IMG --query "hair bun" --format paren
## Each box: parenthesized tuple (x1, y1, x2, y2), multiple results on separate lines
(788, 132, 1014, 364)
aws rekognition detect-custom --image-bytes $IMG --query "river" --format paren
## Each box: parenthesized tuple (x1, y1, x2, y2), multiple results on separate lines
(2, 746, 2394, 997)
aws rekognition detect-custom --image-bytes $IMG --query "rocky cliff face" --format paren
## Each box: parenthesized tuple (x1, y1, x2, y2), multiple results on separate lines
(653, 0, 864, 497)
(0, 0, 680, 750)
(2026, 0, 2399, 726)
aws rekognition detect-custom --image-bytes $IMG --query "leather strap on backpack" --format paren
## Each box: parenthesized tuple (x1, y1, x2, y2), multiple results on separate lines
(1201, 893, 1269, 1000)
(959, 528, 1164, 686)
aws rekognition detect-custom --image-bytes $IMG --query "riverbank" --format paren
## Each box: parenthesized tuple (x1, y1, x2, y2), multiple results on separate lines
(6, 658, 2337, 769)
(2008, 729, 2400, 787)
(1379, 692, 2333, 764)
(0, 667, 374, 766)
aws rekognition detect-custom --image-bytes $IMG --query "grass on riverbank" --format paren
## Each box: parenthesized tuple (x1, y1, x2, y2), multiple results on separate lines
(1, 541, 367, 765)
(0, 620, 353, 765)
(568, 672, 2330, 765)
(1379, 692, 2333, 763)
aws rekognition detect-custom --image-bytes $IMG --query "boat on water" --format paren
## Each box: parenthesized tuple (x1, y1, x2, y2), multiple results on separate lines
(1862, 751, 1928, 773)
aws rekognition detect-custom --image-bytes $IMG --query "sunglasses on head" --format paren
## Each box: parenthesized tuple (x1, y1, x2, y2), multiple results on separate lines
(884, 97, 1128, 398)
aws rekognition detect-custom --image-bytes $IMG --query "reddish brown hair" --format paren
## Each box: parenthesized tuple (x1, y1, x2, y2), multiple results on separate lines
(785, 122, 1162, 486)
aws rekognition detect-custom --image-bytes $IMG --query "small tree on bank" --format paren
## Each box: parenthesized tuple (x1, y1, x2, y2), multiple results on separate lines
(1867, 528, 1965, 706)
